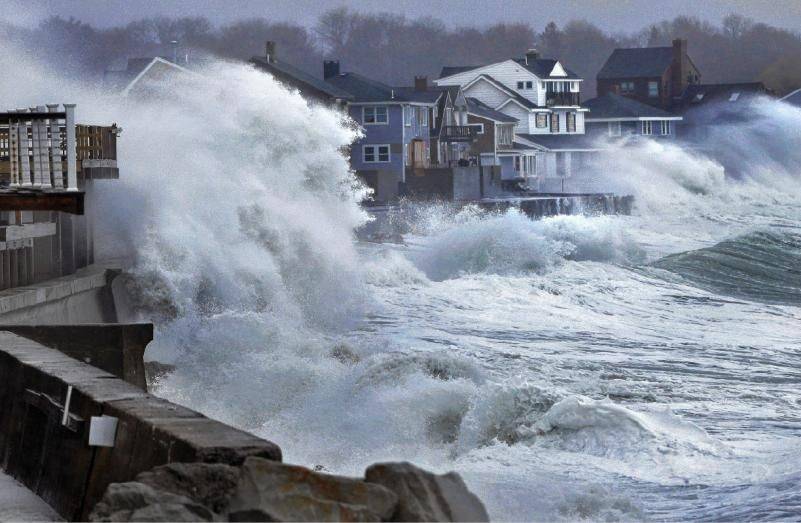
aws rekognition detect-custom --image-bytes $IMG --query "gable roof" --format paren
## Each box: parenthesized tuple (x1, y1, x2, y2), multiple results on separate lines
(466, 97, 518, 123)
(676, 82, 772, 125)
(325, 73, 439, 104)
(597, 47, 675, 79)
(513, 58, 580, 80)
(782, 88, 801, 108)
(439, 57, 580, 81)
(120, 57, 194, 97)
(583, 93, 679, 120)
(464, 74, 538, 109)
(251, 56, 353, 101)
(104, 56, 190, 93)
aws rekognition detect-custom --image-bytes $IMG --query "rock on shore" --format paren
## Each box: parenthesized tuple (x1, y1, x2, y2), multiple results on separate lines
(90, 459, 489, 522)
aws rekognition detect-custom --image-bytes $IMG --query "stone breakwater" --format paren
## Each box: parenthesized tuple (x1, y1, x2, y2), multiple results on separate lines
(90, 459, 489, 522)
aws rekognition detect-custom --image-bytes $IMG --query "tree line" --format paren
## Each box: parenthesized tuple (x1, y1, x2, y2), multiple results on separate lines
(2, 9, 800, 96)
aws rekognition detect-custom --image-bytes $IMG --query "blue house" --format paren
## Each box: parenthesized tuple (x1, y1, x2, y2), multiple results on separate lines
(325, 64, 442, 202)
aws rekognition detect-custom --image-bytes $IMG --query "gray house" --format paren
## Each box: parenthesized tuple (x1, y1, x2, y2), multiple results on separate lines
(583, 92, 682, 140)
(325, 66, 442, 202)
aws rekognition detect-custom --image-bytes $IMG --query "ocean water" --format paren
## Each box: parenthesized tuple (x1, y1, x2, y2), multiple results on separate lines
(3, 49, 798, 520)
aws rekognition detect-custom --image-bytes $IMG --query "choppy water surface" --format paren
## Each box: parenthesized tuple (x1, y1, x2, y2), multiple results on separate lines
(20, 55, 787, 521)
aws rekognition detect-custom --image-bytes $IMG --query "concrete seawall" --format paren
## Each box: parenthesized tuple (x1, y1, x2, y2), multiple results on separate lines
(0, 332, 281, 521)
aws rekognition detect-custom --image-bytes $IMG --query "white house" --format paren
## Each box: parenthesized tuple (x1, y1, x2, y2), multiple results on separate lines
(435, 49, 591, 190)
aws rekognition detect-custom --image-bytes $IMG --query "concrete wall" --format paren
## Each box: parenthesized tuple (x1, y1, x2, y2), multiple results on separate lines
(0, 332, 281, 521)
(0, 266, 117, 325)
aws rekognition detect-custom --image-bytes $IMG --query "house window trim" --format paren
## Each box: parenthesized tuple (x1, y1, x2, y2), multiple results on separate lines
(535, 113, 548, 129)
(648, 81, 659, 98)
(566, 112, 576, 133)
(551, 113, 560, 133)
(468, 123, 484, 135)
(363, 106, 388, 126)
(363, 144, 391, 163)
(660, 120, 671, 135)
(620, 81, 635, 94)
(517, 81, 525, 90)
(642, 121, 653, 135)
(608, 121, 622, 137)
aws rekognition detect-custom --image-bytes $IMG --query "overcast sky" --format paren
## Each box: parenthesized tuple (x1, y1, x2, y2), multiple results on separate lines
(3, 0, 800, 33)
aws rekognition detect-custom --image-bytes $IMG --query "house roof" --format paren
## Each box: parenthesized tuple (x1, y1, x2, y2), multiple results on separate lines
(597, 47, 675, 79)
(516, 133, 602, 151)
(467, 74, 538, 109)
(325, 73, 439, 104)
(513, 58, 581, 80)
(782, 88, 801, 108)
(104, 57, 187, 93)
(465, 97, 518, 123)
(439, 58, 580, 80)
(251, 56, 354, 101)
(678, 82, 770, 108)
(583, 93, 677, 120)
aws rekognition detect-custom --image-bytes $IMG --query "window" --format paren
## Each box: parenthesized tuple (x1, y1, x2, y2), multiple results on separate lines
(536, 113, 548, 128)
(641, 121, 652, 135)
(620, 81, 635, 94)
(566, 113, 576, 133)
(497, 125, 513, 147)
(363, 106, 388, 124)
(608, 122, 622, 137)
(551, 113, 560, 132)
(364, 144, 390, 163)
(526, 81, 533, 89)
(660, 120, 671, 135)
(417, 107, 428, 126)
(648, 81, 658, 98)
(729, 92, 740, 102)
(517, 81, 524, 89)
(468, 123, 484, 135)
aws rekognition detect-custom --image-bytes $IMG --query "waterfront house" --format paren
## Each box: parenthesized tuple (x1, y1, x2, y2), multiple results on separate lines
(251, 42, 354, 107)
(435, 49, 592, 190)
(596, 39, 700, 111)
(324, 66, 442, 201)
(104, 56, 193, 98)
(583, 92, 682, 140)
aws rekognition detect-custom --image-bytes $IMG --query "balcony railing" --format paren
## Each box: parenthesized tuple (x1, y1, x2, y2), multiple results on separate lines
(441, 125, 479, 143)
(546, 92, 581, 106)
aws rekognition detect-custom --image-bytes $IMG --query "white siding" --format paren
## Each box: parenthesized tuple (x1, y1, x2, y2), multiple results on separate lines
(437, 60, 542, 105)
(527, 112, 551, 135)
(463, 78, 511, 109)
(499, 103, 531, 133)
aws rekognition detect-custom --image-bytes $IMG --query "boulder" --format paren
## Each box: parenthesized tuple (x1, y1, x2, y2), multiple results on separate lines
(364, 462, 489, 522)
(226, 457, 398, 522)
(89, 481, 216, 522)
(135, 462, 240, 513)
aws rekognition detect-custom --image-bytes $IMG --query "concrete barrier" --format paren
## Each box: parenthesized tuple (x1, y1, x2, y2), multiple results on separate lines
(1, 324, 152, 390)
(0, 332, 281, 521)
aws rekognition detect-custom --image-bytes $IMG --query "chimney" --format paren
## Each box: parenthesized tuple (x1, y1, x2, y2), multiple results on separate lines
(414, 75, 428, 92)
(265, 41, 277, 63)
(525, 48, 540, 65)
(671, 38, 688, 100)
(323, 60, 340, 79)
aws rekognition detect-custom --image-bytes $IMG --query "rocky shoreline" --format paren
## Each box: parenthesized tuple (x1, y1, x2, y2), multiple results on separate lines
(91, 459, 489, 522)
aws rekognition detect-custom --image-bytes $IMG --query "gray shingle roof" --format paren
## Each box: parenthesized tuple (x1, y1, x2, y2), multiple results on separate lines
(597, 47, 674, 79)
(466, 97, 518, 123)
(517, 134, 602, 151)
(325, 73, 441, 104)
(251, 56, 354, 101)
(439, 58, 580, 80)
(583, 93, 676, 119)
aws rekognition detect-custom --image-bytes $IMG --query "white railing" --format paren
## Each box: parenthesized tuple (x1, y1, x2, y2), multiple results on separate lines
(6, 104, 77, 191)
